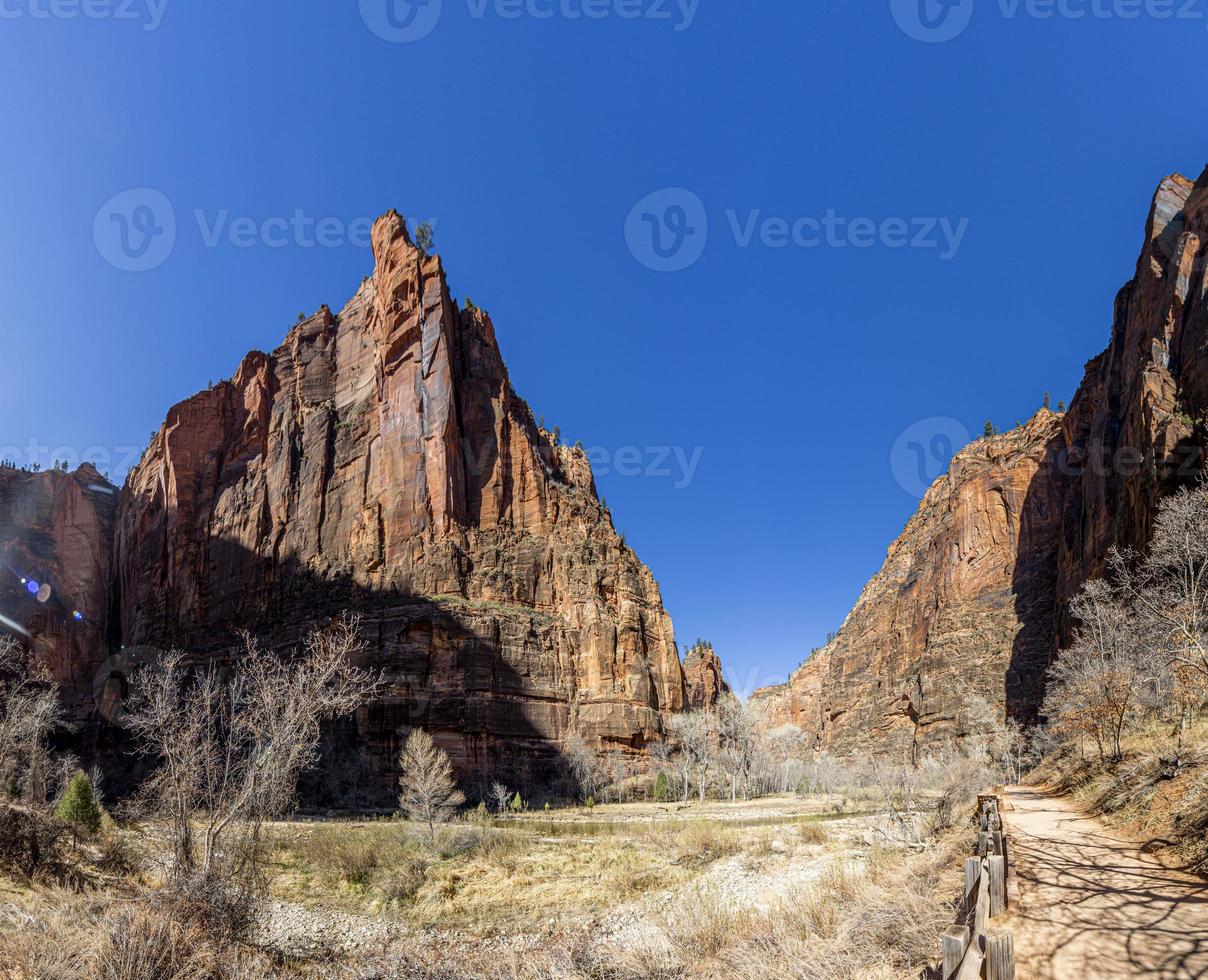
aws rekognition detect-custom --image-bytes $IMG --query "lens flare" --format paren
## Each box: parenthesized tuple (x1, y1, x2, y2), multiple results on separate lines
(36, 583, 52, 604)
(0, 613, 29, 637)
(72, 610, 83, 622)
(25, 580, 39, 596)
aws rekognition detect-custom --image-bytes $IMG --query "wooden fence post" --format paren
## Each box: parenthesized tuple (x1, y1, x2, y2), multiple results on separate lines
(988, 855, 1006, 918)
(965, 857, 979, 898)
(942, 924, 970, 980)
(974, 864, 989, 934)
(984, 932, 1015, 980)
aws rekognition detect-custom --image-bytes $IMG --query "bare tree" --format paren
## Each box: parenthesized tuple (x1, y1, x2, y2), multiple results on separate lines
(765, 724, 805, 794)
(668, 710, 714, 803)
(126, 615, 378, 887)
(0, 637, 61, 808)
(1043, 578, 1148, 760)
(491, 781, 512, 815)
(564, 732, 598, 802)
(398, 729, 465, 841)
(716, 696, 757, 801)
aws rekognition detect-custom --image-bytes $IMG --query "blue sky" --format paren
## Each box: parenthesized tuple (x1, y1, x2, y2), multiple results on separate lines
(1, 0, 1203, 696)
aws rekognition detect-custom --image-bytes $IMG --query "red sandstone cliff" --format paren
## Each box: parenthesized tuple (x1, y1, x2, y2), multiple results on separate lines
(6, 171, 1208, 782)
(0, 465, 116, 720)
(749, 412, 1065, 755)
(109, 211, 685, 797)
(751, 168, 1208, 757)
(681, 641, 730, 710)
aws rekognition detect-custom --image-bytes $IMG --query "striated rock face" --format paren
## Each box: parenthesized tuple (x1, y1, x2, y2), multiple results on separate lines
(1051, 171, 1208, 641)
(107, 211, 685, 800)
(0, 465, 117, 720)
(751, 168, 1208, 758)
(681, 642, 730, 710)
(749, 413, 1065, 757)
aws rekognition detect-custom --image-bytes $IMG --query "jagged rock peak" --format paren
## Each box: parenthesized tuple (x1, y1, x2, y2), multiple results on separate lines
(681, 640, 730, 710)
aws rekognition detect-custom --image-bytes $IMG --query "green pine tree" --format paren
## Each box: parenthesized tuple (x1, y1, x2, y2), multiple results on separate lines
(510, 792, 524, 813)
(983, 421, 997, 438)
(55, 771, 102, 843)
(414, 221, 435, 254)
(653, 771, 670, 803)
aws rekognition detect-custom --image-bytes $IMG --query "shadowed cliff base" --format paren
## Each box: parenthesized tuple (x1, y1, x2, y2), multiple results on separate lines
(90, 534, 594, 811)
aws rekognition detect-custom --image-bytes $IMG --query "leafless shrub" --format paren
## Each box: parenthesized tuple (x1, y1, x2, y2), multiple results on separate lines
(96, 824, 143, 877)
(0, 803, 70, 879)
(563, 733, 598, 803)
(490, 780, 512, 814)
(125, 615, 379, 911)
(398, 728, 465, 842)
(0, 635, 62, 808)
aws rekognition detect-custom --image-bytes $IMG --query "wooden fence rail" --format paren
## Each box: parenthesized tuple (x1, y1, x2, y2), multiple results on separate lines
(940, 794, 1015, 980)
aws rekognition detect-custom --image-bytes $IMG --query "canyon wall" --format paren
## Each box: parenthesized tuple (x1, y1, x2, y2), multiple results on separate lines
(5, 168, 1207, 781)
(2, 211, 690, 803)
(752, 168, 1208, 757)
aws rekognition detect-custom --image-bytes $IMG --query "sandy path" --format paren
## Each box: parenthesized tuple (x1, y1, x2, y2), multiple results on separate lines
(1002, 786, 1208, 978)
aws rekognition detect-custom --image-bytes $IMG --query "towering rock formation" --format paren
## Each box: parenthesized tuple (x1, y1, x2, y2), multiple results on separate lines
(681, 641, 730, 710)
(6, 168, 1208, 779)
(752, 168, 1208, 757)
(749, 413, 1065, 756)
(5, 212, 687, 802)
(0, 465, 117, 720)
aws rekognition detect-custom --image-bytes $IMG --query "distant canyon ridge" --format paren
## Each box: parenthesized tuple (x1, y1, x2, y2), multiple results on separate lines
(2, 168, 1207, 797)
(752, 168, 1208, 757)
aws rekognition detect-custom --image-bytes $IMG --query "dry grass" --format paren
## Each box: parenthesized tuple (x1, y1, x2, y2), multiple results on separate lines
(0, 796, 953, 980)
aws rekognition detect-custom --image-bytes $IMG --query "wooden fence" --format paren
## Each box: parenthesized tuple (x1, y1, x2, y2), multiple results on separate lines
(940, 794, 1015, 980)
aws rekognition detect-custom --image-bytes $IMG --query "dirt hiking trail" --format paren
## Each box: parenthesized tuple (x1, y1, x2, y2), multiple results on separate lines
(1002, 786, 1208, 978)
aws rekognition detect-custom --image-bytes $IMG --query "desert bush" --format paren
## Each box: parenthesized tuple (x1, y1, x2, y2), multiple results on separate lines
(382, 855, 430, 904)
(0, 802, 70, 879)
(319, 836, 383, 886)
(93, 904, 214, 980)
(96, 825, 143, 877)
(795, 820, 829, 844)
